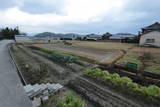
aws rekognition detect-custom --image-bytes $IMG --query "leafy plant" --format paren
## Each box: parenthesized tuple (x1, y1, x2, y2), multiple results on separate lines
(56, 93, 85, 107)
(30, 46, 77, 63)
(84, 69, 160, 101)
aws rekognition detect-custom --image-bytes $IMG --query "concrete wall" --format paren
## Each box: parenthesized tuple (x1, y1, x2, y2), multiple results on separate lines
(140, 31, 160, 47)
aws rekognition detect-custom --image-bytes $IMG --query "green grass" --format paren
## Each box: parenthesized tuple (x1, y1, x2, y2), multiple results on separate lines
(145, 65, 160, 75)
(117, 52, 143, 69)
(56, 93, 85, 107)
(118, 51, 160, 74)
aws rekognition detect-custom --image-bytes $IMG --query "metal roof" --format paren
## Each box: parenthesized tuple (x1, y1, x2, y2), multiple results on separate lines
(110, 33, 136, 39)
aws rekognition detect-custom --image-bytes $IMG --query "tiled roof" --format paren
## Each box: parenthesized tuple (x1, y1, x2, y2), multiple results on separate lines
(142, 22, 160, 30)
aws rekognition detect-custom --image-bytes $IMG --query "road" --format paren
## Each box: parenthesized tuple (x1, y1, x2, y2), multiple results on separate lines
(0, 40, 32, 107)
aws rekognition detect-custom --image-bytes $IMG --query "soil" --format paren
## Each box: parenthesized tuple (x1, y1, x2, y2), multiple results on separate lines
(69, 76, 159, 107)
(11, 44, 159, 107)
(12, 44, 91, 85)
(11, 44, 95, 107)
(33, 43, 121, 65)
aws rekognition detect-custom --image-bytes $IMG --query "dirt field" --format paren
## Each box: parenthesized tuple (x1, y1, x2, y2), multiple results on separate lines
(11, 43, 158, 107)
(69, 41, 136, 51)
(11, 44, 90, 84)
(33, 43, 123, 65)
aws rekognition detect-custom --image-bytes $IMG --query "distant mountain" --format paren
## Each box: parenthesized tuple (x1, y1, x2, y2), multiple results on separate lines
(34, 32, 83, 38)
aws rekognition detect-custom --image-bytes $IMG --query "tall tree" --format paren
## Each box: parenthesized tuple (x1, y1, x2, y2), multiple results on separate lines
(1, 27, 20, 39)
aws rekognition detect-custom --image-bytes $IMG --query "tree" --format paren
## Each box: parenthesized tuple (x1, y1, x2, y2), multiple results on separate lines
(102, 32, 112, 40)
(0, 27, 20, 40)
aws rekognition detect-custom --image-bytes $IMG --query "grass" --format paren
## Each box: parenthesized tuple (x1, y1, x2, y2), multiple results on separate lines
(56, 93, 85, 107)
(145, 65, 160, 75)
(40, 91, 85, 107)
(117, 52, 143, 69)
(117, 48, 160, 74)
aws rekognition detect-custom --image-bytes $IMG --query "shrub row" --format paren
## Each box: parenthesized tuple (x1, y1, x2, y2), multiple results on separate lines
(63, 41, 72, 46)
(56, 93, 84, 107)
(83, 69, 160, 102)
(30, 46, 77, 63)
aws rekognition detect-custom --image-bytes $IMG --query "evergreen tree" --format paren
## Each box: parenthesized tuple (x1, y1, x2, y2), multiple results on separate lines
(0, 27, 20, 39)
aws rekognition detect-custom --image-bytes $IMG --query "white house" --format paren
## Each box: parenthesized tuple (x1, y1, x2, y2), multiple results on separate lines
(139, 22, 160, 47)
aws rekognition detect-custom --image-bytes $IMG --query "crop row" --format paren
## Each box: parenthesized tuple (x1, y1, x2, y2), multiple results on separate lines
(83, 69, 160, 102)
(30, 46, 77, 63)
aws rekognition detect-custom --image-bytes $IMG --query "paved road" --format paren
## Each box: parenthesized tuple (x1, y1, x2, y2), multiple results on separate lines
(0, 40, 32, 107)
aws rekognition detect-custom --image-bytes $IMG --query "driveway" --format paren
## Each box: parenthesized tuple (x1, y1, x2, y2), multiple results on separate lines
(0, 40, 32, 107)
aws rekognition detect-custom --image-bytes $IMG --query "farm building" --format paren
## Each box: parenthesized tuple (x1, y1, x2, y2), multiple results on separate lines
(109, 33, 136, 42)
(32, 36, 60, 40)
(85, 34, 101, 41)
(15, 34, 30, 41)
(140, 22, 160, 47)
(60, 33, 76, 40)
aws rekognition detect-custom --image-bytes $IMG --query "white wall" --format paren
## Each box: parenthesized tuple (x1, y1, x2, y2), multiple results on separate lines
(15, 36, 30, 41)
(140, 31, 160, 47)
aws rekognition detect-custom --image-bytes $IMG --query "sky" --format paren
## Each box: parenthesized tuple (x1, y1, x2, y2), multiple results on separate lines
(0, 0, 160, 35)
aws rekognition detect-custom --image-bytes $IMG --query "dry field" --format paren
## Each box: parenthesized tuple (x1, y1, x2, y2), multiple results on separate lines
(69, 41, 136, 51)
(19, 40, 160, 74)
(33, 43, 123, 65)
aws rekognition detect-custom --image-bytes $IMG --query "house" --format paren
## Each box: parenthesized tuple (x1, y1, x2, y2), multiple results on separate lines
(85, 34, 101, 41)
(139, 22, 160, 47)
(109, 33, 136, 42)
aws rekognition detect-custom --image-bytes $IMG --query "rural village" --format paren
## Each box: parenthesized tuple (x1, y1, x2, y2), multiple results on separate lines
(0, 22, 159, 107)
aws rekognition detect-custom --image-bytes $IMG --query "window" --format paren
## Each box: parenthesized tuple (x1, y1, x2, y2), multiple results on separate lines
(146, 39, 155, 43)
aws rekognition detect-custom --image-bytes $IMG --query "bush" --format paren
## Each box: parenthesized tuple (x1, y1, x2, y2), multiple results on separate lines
(56, 93, 84, 107)
(63, 41, 72, 46)
(84, 69, 160, 101)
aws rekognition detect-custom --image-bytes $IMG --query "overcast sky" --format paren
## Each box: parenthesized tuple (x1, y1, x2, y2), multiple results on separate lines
(0, 0, 160, 34)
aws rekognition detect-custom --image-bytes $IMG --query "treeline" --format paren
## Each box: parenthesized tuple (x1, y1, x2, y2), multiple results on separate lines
(0, 27, 20, 40)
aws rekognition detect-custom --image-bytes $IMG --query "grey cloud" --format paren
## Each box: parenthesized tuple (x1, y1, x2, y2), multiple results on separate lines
(1, 0, 160, 34)
(0, 0, 21, 9)
(19, 0, 67, 14)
